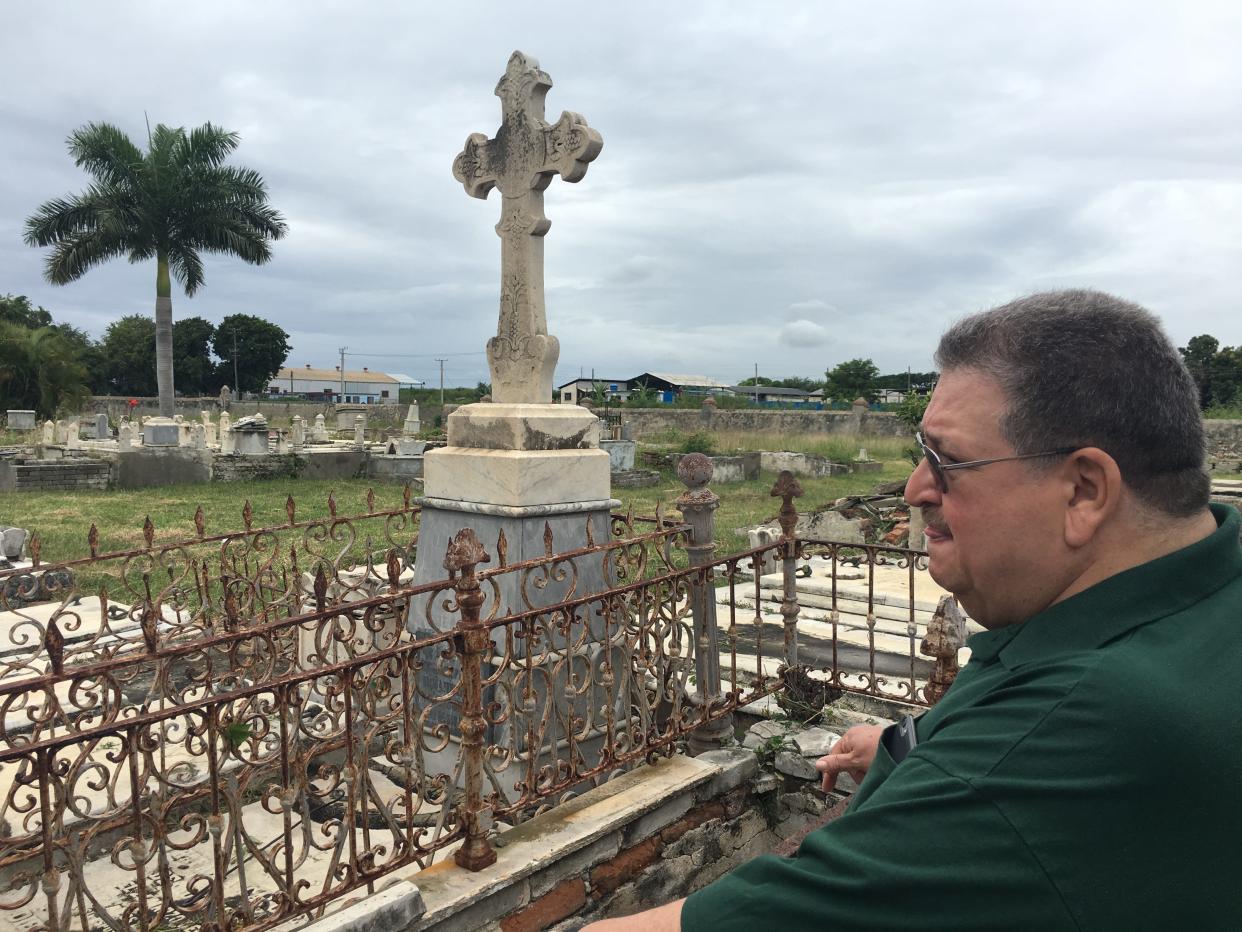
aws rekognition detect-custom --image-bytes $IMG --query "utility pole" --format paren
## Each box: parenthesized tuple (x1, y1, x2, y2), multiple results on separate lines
(339, 346, 347, 401)
(754, 363, 759, 406)
(436, 358, 446, 406)
(232, 329, 240, 397)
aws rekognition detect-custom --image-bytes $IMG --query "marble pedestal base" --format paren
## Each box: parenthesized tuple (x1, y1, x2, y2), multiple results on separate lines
(409, 419, 620, 800)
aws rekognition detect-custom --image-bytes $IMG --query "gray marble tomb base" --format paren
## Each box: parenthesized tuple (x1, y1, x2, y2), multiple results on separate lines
(407, 495, 625, 801)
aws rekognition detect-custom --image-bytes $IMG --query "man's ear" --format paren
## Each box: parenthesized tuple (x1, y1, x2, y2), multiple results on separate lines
(1063, 448, 1123, 548)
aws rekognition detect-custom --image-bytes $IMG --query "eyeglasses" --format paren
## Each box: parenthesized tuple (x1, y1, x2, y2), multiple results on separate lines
(914, 431, 1078, 494)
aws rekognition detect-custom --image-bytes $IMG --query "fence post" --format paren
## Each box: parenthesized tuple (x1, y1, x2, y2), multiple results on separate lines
(771, 470, 804, 668)
(446, 528, 497, 871)
(676, 453, 732, 754)
(920, 595, 966, 704)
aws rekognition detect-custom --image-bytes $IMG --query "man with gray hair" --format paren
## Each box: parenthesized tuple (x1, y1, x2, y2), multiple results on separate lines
(586, 290, 1242, 930)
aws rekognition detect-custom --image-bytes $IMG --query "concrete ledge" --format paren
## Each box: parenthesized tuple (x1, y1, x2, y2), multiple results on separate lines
(409, 755, 719, 930)
(296, 880, 425, 932)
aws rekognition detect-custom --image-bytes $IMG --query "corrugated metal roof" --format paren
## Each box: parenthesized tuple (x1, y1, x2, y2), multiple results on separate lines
(640, 372, 729, 388)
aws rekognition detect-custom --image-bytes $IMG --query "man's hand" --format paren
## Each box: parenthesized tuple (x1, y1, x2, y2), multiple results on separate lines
(816, 724, 884, 793)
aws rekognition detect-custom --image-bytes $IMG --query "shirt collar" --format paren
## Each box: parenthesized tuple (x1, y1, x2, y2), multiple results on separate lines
(966, 504, 1242, 669)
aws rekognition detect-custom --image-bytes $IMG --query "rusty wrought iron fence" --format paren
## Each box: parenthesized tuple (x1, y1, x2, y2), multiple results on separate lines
(0, 464, 959, 932)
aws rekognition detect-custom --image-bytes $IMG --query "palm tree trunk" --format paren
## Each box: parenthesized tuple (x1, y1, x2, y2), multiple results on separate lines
(154, 253, 175, 417)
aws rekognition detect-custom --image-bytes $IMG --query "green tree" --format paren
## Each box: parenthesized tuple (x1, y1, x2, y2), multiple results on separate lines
(212, 314, 290, 394)
(0, 294, 53, 329)
(0, 322, 90, 417)
(1179, 334, 1219, 409)
(97, 315, 158, 395)
(24, 121, 287, 417)
(173, 316, 216, 396)
(825, 358, 880, 403)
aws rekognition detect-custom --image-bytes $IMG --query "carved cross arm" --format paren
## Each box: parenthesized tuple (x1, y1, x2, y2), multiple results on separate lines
(453, 133, 498, 200)
(544, 111, 602, 183)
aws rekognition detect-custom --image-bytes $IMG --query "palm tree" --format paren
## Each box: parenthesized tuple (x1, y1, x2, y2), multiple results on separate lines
(24, 122, 287, 416)
(0, 322, 90, 418)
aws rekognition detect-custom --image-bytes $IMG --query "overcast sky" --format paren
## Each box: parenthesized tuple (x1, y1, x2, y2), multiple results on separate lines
(3, 1, 1241, 389)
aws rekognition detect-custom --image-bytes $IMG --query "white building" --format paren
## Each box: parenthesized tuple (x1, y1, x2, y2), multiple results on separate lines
(556, 377, 632, 404)
(268, 365, 401, 404)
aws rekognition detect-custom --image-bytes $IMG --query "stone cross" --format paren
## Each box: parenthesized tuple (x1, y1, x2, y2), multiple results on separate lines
(453, 51, 603, 405)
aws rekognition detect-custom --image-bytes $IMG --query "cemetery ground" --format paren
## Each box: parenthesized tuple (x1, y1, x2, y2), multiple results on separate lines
(0, 437, 916, 565)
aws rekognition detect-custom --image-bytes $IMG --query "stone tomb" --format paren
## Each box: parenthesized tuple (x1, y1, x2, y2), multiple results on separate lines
(6, 411, 35, 432)
(409, 52, 614, 795)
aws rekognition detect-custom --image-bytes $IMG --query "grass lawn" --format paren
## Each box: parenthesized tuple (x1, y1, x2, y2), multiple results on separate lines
(0, 453, 913, 566)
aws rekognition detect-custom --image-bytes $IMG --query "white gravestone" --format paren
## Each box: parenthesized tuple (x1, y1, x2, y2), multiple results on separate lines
(94, 413, 109, 439)
(192, 424, 207, 450)
(65, 420, 81, 449)
(291, 415, 305, 454)
(41, 421, 54, 445)
(312, 413, 329, 442)
(118, 421, 133, 452)
(403, 403, 421, 436)
(353, 415, 366, 450)
(201, 411, 218, 446)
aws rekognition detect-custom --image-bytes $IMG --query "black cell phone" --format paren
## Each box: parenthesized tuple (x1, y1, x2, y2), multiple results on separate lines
(880, 714, 919, 763)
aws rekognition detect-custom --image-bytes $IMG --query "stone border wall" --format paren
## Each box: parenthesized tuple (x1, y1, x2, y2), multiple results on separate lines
(1204, 420, 1242, 467)
(302, 749, 839, 932)
(617, 408, 908, 440)
(0, 461, 110, 492)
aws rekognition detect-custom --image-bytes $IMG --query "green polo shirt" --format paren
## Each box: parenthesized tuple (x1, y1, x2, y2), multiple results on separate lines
(683, 504, 1242, 931)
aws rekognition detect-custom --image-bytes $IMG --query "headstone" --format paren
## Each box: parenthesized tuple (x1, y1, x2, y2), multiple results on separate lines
(6, 410, 36, 431)
(291, 415, 305, 454)
(403, 403, 421, 436)
(143, 417, 180, 447)
(55, 420, 67, 444)
(94, 413, 109, 440)
(0, 527, 29, 561)
(232, 414, 269, 456)
(276, 430, 290, 454)
(118, 421, 133, 452)
(353, 415, 366, 450)
(65, 420, 81, 449)
(218, 411, 232, 437)
(41, 421, 54, 445)
(394, 438, 427, 456)
(219, 385, 232, 410)
(220, 422, 235, 455)
(192, 424, 207, 451)
(312, 413, 329, 442)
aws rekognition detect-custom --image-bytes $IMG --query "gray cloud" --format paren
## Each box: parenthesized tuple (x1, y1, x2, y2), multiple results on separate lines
(3, 1, 1241, 386)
